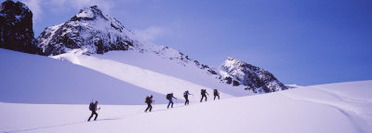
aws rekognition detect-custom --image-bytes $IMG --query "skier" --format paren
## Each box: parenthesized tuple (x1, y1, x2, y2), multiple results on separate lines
(166, 93, 177, 108)
(183, 90, 192, 105)
(200, 89, 209, 102)
(213, 89, 220, 100)
(88, 100, 100, 121)
(145, 95, 153, 112)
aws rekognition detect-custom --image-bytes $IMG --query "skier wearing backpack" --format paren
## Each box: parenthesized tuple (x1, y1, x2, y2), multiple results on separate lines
(145, 95, 153, 112)
(88, 100, 100, 121)
(183, 90, 192, 105)
(200, 89, 209, 102)
(166, 93, 177, 108)
(213, 89, 220, 100)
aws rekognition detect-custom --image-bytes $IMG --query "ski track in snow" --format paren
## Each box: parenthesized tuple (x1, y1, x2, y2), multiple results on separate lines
(0, 103, 195, 133)
(3, 121, 85, 133)
(279, 86, 372, 133)
(315, 87, 372, 103)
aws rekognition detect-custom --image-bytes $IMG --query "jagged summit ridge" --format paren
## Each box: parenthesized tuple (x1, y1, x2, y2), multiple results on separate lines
(72, 5, 126, 33)
(74, 5, 104, 20)
(37, 5, 138, 55)
(36, 5, 219, 76)
(220, 57, 287, 93)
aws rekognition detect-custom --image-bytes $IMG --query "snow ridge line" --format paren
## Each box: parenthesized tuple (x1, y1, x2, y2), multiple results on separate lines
(52, 52, 234, 99)
(279, 91, 364, 133)
(311, 86, 372, 103)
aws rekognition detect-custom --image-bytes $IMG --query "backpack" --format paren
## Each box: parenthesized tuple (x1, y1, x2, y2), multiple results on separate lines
(145, 96, 149, 103)
(89, 102, 95, 111)
(201, 89, 206, 94)
(166, 94, 172, 100)
(146, 96, 153, 103)
(214, 89, 219, 95)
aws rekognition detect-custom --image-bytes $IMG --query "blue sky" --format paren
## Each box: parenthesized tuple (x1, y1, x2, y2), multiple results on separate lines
(11, 0, 372, 85)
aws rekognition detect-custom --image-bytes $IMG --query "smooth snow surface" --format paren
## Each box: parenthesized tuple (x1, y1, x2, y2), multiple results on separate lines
(0, 49, 168, 104)
(51, 49, 249, 99)
(1, 80, 371, 133)
(0, 48, 247, 104)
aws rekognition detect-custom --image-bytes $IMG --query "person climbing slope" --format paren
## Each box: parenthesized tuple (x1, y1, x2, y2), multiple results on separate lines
(88, 100, 100, 121)
(200, 89, 209, 102)
(145, 95, 153, 112)
(213, 89, 220, 100)
(166, 93, 177, 108)
(183, 90, 192, 105)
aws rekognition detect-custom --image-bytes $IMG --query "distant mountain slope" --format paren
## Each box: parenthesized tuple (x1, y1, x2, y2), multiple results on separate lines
(0, 48, 244, 105)
(36, 5, 287, 94)
(0, 49, 168, 104)
(52, 50, 249, 99)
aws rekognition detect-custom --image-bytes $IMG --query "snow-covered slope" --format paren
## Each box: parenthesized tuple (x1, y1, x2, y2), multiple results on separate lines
(51, 49, 250, 99)
(0, 48, 169, 104)
(1, 80, 371, 133)
(0, 47, 245, 105)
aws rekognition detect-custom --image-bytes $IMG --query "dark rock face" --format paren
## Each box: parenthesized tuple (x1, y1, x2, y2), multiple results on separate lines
(37, 5, 136, 55)
(221, 57, 288, 93)
(0, 0, 41, 54)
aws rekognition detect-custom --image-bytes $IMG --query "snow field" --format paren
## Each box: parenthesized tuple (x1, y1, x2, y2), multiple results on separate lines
(2, 80, 371, 133)
(0, 48, 245, 105)
(1, 49, 371, 133)
(51, 49, 247, 100)
(77, 54, 232, 100)
(277, 81, 372, 132)
(94, 50, 251, 96)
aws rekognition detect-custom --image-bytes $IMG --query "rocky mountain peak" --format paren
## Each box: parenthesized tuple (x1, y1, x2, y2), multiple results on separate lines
(37, 5, 136, 55)
(0, 0, 41, 54)
(1, 0, 31, 17)
(221, 57, 287, 93)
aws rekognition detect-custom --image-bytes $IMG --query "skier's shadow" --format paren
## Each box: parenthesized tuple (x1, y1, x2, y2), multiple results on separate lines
(96, 117, 122, 121)
(147, 103, 193, 113)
